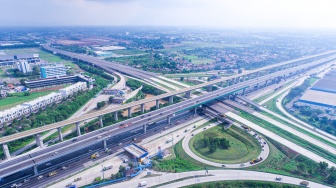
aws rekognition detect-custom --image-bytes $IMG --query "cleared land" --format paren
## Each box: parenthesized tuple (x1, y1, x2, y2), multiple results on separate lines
(189, 125, 261, 164)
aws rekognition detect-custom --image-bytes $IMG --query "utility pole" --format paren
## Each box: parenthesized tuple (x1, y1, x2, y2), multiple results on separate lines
(101, 165, 105, 180)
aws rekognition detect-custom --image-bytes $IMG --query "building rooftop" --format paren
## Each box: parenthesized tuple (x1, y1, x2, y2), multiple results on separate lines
(299, 89, 336, 108)
(123, 143, 148, 159)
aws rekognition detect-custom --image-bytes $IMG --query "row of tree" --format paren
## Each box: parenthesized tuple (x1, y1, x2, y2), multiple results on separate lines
(126, 78, 165, 96)
(201, 133, 230, 153)
(77, 62, 114, 81)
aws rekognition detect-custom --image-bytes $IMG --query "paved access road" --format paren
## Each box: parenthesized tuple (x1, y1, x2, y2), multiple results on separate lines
(107, 170, 330, 188)
(226, 112, 336, 167)
(182, 122, 270, 168)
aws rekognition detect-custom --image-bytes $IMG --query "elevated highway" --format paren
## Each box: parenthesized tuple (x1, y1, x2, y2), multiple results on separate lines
(1, 52, 336, 147)
(0, 54, 336, 180)
(41, 45, 159, 80)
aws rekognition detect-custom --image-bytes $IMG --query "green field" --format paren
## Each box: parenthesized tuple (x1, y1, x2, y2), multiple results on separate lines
(0, 91, 56, 110)
(189, 125, 261, 164)
(109, 49, 146, 55)
(163, 41, 249, 51)
(0, 69, 7, 78)
(183, 55, 214, 65)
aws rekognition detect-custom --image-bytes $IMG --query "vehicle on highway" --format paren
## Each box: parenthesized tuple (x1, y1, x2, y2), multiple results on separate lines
(91, 152, 99, 159)
(176, 135, 179, 137)
(300, 181, 309, 186)
(118, 142, 122, 146)
(148, 114, 151, 116)
(191, 134, 194, 136)
(275, 177, 282, 181)
(37, 175, 43, 180)
(222, 164, 226, 167)
(74, 177, 82, 181)
(11, 184, 18, 188)
(138, 181, 147, 187)
(45, 163, 51, 166)
(103, 165, 113, 171)
(23, 179, 29, 183)
(48, 171, 57, 177)
(97, 135, 102, 139)
(175, 121, 180, 125)
(203, 127, 206, 130)
(52, 151, 58, 156)
(61, 166, 68, 170)
(141, 116, 144, 118)
(72, 138, 77, 142)
(133, 138, 137, 141)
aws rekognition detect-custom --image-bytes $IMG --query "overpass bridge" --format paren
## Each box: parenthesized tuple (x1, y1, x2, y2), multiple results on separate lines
(0, 54, 335, 180)
(42, 45, 159, 80)
(1, 51, 336, 149)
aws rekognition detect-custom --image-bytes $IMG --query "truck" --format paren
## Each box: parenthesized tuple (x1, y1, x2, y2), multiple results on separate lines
(48, 171, 57, 177)
(219, 114, 226, 118)
(300, 181, 309, 186)
(91, 152, 99, 159)
(174, 121, 180, 125)
(184, 129, 190, 132)
(103, 165, 113, 171)
(138, 181, 147, 187)
(250, 157, 263, 164)
(119, 122, 132, 128)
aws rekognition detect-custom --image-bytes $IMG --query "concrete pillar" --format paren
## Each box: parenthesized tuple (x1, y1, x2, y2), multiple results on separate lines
(207, 85, 212, 92)
(99, 116, 103, 128)
(103, 139, 107, 150)
(128, 107, 132, 118)
(57, 127, 63, 142)
(156, 100, 160, 109)
(231, 78, 235, 85)
(76, 122, 81, 136)
(114, 111, 118, 121)
(33, 165, 38, 175)
(143, 124, 147, 133)
(226, 80, 230, 87)
(194, 107, 198, 114)
(265, 80, 268, 86)
(35, 134, 43, 148)
(169, 96, 173, 104)
(257, 72, 260, 77)
(2, 144, 11, 159)
(256, 83, 260, 89)
(242, 88, 246, 95)
(241, 76, 245, 82)
(167, 115, 171, 124)
(220, 81, 225, 87)
(185, 91, 191, 98)
(141, 104, 145, 113)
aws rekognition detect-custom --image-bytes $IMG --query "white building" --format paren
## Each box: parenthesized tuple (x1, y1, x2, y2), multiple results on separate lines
(16, 60, 32, 74)
(59, 82, 87, 98)
(23, 92, 63, 113)
(0, 105, 30, 124)
(40, 64, 66, 78)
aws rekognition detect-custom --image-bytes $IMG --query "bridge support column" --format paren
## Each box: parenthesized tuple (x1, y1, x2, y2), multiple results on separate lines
(156, 100, 160, 109)
(242, 88, 246, 95)
(2, 144, 11, 159)
(76, 122, 81, 136)
(256, 83, 260, 89)
(194, 107, 198, 114)
(35, 134, 43, 148)
(207, 85, 212, 92)
(231, 78, 235, 85)
(220, 81, 225, 87)
(141, 104, 145, 113)
(128, 107, 132, 118)
(241, 76, 246, 82)
(99, 115, 103, 128)
(33, 165, 38, 175)
(57, 127, 63, 142)
(257, 72, 261, 77)
(143, 124, 147, 133)
(169, 96, 174, 104)
(114, 111, 118, 121)
(167, 115, 171, 124)
(185, 91, 191, 98)
(103, 139, 107, 150)
(226, 80, 230, 87)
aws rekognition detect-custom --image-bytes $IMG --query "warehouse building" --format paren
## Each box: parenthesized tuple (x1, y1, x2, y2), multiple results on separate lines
(0, 53, 40, 67)
(296, 69, 336, 111)
(59, 82, 87, 98)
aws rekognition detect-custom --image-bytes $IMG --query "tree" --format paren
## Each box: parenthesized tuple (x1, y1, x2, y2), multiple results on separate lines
(119, 165, 125, 172)
(20, 79, 27, 86)
(128, 162, 134, 169)
(297, 163, 306, 173)
(3, 81, 7, 86)
(108, 96, 114, 104)
(180, 77, 184, 81)
(327, 172, 336, 184)
(32, 66, 40, 75)
(238, 69, 243, 74)
(319, 161, 329, 171)
(24, 91, 30, 96)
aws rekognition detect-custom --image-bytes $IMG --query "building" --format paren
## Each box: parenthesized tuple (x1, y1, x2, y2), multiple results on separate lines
(111, 97, 126, 104)
(40, 64, 66, 78)
(16, 60, 32, 74)
(22, 92, 63, 113)
(25, 75, 91, 89)
(296, 69, 336, 112)
(0, 53, 40, 67)
(59, 82, 87, 98)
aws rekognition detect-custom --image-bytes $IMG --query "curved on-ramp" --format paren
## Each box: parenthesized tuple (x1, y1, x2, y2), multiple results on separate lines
(182, 122, 270, 168)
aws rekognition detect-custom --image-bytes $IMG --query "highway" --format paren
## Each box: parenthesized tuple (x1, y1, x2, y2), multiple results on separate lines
(42, 45, 158, 80)
(0, 57, 333, 181)
(1, 53, 336, 145)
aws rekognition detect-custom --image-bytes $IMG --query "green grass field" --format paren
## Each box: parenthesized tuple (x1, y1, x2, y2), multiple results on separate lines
(189, 125, 261, 164)
(183, 55, 214, 65)
(0, 91, 56, 110)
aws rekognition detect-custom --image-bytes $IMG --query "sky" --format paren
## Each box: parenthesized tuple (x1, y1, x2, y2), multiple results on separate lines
(1, 0, 336, 29)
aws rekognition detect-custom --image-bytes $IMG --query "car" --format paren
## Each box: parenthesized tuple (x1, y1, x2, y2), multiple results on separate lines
(148, 114, 151, 116)
(72, 138, 77, 142)
(275, 177, 282, 181)
(74, 177, 82, 181)
(203, 127, 206, 130)
(37, 175, 43, 180)
(11, 184, 17, 188)
(118, 143, 122, 146)
(45, 163, 51, 166)
(52, 151, 58, 156)
(191, 134, 194, 136)
(222, 164, 226, 167)
(263, 142, 266, 144)
(159, 113, 162, 115)
(148, 118, 151, 120)
(176, 135, 179, 137)
(240, 164, 245, 167)
(141, 116, 144, 118)
(97, 135, 102, 139)
(262, 148, 264, 151)
(61, 166, 68, 170)
(89, 150, 93, 152)
(23, 179, 30, 183)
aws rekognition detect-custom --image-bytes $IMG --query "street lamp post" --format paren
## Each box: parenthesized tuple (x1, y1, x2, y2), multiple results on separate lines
(101, 165, 105, 180)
